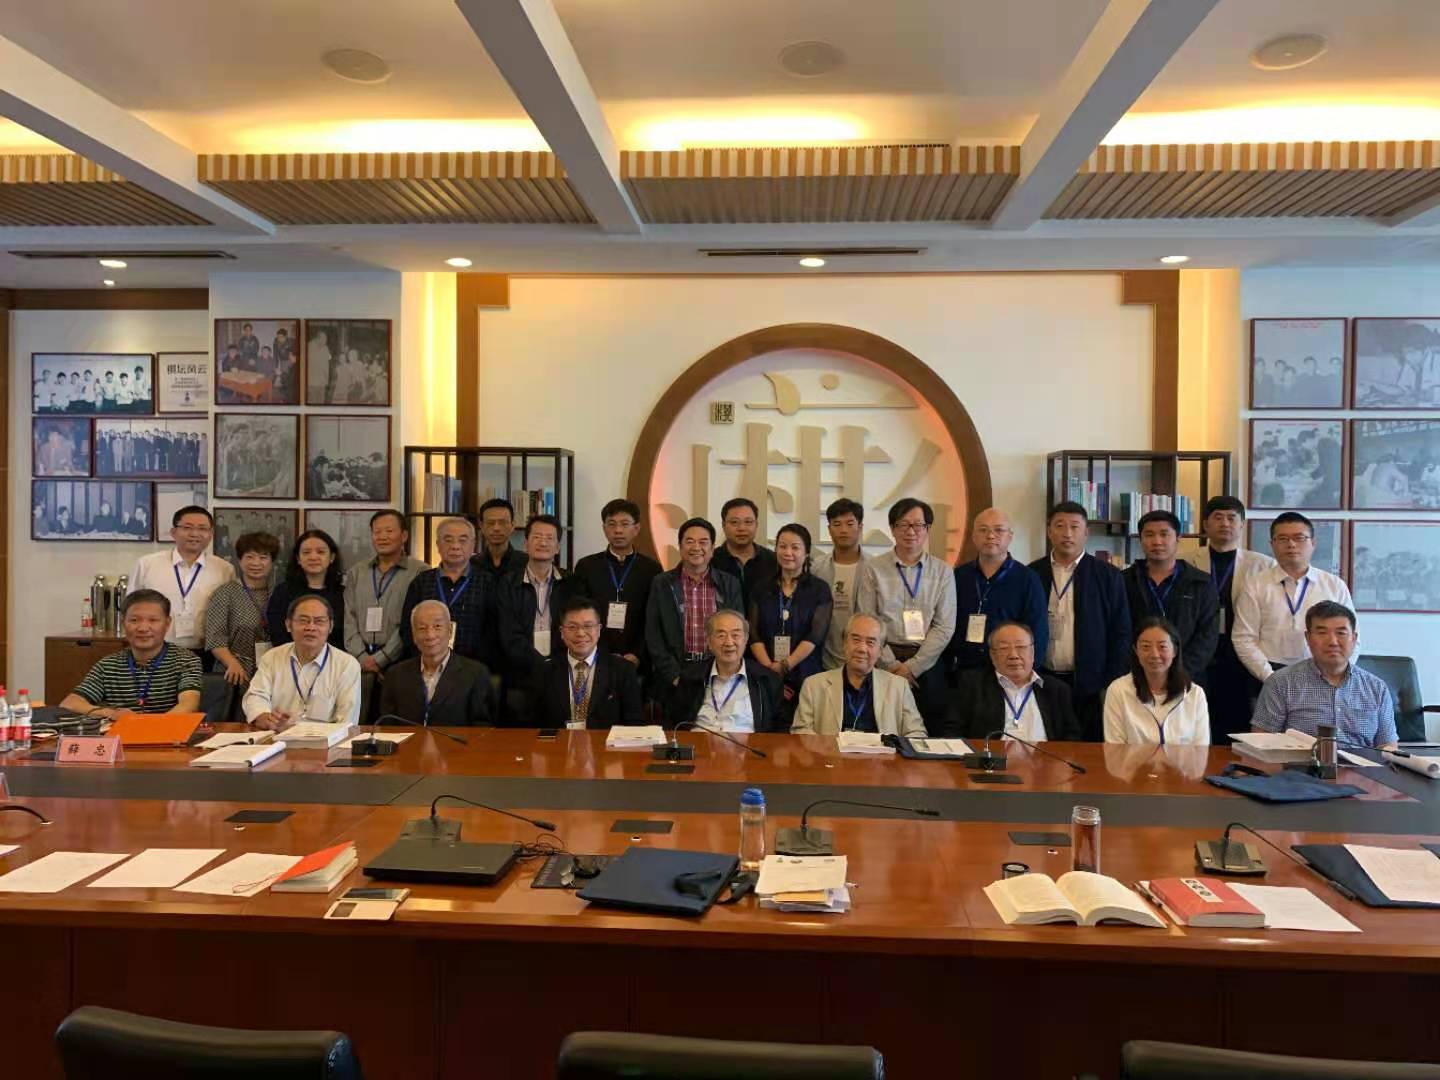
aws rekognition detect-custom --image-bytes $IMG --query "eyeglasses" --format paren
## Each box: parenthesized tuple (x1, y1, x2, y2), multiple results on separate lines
(174, 524, 212, 534)
(291, 616, 331, 628)
(893, 521, 929, 534)
(562, 622, 601, 632)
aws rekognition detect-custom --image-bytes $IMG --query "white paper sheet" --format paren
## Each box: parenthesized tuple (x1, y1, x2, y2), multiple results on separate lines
(0, 845, 18, 858)
(605, 725, 667, 748)
(88, 848, 226, 889)
(1344, 844, 1440, 904)
(0, 852, 129, 893)
(1230, 884, 1362, 932)
(174, 852, 303, 898)
(195, 731, 274, 750)
(756, 855, 848, 895)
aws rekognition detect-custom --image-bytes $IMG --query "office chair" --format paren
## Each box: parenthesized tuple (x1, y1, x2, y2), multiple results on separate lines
(55, 1005, 363, 1079)
(1121, 1040, 1440, 1079)
(558, 1031, 885, 1079)
(1356, 655, 1439, 743)
(198, 672, 234, 726)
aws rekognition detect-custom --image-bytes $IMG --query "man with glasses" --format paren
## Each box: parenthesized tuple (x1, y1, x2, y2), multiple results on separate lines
(129, 505, 234, 669)
(1233, 512, 1354, 683)
(793, 613, 925, 737)
(645, 517, 743, 690)
(378, 600, 492, 726)
(855, 498, 956, 731)
(571, 498, 662, 672)
(243, 595, 361, 728)
(942, 620, 1080, 741)
(400, 517, 499, 670)
(529, 597, 642, 729)
(946, 507, 1047, 680)
(669, 608, 783, 733)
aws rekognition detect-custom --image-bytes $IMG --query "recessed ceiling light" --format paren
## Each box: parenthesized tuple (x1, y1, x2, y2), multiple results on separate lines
(322, 48, 392, 84)
(779, 41, 844, 78)
(1251, 33, 1328, 72)
(98, 258, 126, 269)
(102, 279, 115, 287)
(1159, 255, 1190, 264)
(798, 256, 826, 268)
(445, 257, 473, 268)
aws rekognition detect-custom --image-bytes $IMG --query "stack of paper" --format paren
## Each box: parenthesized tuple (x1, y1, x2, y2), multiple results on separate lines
(605, 725, 667, 749)
(189, 741, 286, 769)
(276, 722, 353, 749)
(1228, 884, 1361, 932)
(837, 732, 894, 755)
(756, 855, 850, 914)
(195, 730, 275, 750)
(1345, 844, 1440, 904)
(909, 737, 972, 756)
(1231, 729, 1378, 768)
(175, 852, 303, 897)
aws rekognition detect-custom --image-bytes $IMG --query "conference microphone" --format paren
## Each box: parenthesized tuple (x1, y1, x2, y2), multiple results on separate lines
(775, 798, 939, 856)
(0, 805, 51, 825)
(1194, 820, 1318, 877)
(356, 713, 468, 756)
(962, 730, 1087, 774)
(403, 793, 558, 842)
(654, 720, 768, 761)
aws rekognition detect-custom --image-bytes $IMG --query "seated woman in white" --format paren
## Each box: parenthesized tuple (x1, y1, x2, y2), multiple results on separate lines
(1103, 616, 1210, 746)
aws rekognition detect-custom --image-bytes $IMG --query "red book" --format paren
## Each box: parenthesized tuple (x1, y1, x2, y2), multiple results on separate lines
(1143, 877, 1265, 928)
(271, 843, 357, 893)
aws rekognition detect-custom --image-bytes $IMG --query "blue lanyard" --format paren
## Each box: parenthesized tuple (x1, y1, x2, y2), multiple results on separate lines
(173, 561, 203, 605)
(289, 645, 331, 707)
(710, 672, 743, 716)
(421, 657, 446, 724)
(1145, 568, 1179, 614)
(437, 571, 471, 611)
(1283, 576, 1311, 617)
(778, 582, 796, 624)
(1210, 553, 1235, 596)
(1004, 683, 1036, 726)
(843, 678, 870, 731)
(975, 557, 1013, 612)
(1148, 693, 1185, 745)
(897, 559, 923, 600)
(127, 643, 168, 707)
(1051, 559, 1079, 602)
(607, 555, 635, 597)
(372, 562, 400, 601)
(240, 581, 269, 633)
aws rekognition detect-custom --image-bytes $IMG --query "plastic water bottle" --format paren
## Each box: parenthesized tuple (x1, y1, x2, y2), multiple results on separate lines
(0, 687, 12, 753)
(739, 787, 766, 872)
(81, 597, 94, 630)
(11, 690, 32, 752)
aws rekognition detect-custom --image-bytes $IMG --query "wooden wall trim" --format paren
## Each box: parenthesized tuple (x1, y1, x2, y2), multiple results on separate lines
(454, 274, 509, 445)
(8, 288, 208, 311)
(1121, 269, 1181, 452)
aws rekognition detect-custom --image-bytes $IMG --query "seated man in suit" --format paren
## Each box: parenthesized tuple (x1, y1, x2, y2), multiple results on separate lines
(792, 613, 926, 737)
(377, 600, 492, 726)
(944, 620, 1081, 741)
(60, 588, 203, 717)
(530, 596, 642, 729)
(668, 609, 784, 732)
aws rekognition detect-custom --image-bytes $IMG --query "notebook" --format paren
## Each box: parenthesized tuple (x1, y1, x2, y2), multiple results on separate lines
(189, 741, 286, 769)
(271, 842, 358, 893)
(577, 847, 739, 916)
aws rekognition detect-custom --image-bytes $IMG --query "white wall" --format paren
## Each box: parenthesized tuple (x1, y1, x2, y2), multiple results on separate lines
(476, 273, 1153, 560)
(1242, 268, 1440, 701)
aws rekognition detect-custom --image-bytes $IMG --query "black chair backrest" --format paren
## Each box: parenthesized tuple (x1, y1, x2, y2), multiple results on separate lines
(55, 1005, 363, 1080)
(558, 1031, 884, 1080)
(1123, 1040, 1440, 1079)
(1355, 655, 1426, 742)
(198, 672, 234, 727)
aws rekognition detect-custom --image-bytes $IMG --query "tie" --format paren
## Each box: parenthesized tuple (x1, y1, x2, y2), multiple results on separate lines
(574, 660, 591, 724)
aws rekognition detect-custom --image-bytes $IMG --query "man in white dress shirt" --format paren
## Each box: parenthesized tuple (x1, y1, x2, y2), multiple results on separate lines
(1232, 512, 1353, 683)
(129, 505, 235, 665)
(243, 595, 362, 729)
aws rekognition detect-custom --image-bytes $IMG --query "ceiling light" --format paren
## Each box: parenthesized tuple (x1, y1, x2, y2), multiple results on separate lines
(1159, 255, 1190, 264)
(98, 258, 126, 269)
(102, 279, 115, 287)
(798, 257, 826, 268)
(779, 40, 845, 78)
(322, 48, 392, 84)
(1251, 33, 1328, 72)
(445, 257, 473, 268)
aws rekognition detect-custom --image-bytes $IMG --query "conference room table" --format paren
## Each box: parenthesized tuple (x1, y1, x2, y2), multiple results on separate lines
(3, 728, 1440, 1079)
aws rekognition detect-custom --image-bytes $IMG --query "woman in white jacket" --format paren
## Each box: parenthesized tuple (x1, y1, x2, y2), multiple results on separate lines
(1103, 617, 1210, 745)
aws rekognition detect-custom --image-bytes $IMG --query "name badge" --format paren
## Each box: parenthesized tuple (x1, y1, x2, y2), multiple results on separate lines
(364, 606, 385, 633)
(966, 614, 987, 644)
(448, 624, 457, 648)
(534, 631, 552, 657)
(566, 719, 585, 730)
(58, 735, 124, 765)
(173, 614, 197, 640)
(254, 642, 272, 664)
(1217, 608, 1226, 634)
(606, 602, 628, 631)
(902, 608, 926, 642)
(773, 635, 792, 661)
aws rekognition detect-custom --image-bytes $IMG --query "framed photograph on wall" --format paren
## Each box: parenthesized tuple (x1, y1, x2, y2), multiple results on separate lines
(1250, 319, 1347, 409)
(32, 417, 92, 477)
(214, 507, 297, 566)
(31, 353, 154, 416)
(156, 351, 211, 414)
(1350, 521, 1440, 613)
(304, 508, 378, 574)
(94, 417, 209, 479)
(213, 413, 299, 499)
(214, 318, 301, 405)
(1248, 418, 1346, 510)
(1246, 518, 1346, 578)
(304, 414, 391, 502)
(1353, 317, 1440, 409)
(1350, 419, 1440, 510)
(155, 482, 208, 541)
(32, 479, 153, 541)
(304, 319, 392, 405)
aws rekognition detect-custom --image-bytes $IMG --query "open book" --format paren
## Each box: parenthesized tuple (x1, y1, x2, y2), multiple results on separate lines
(984, 871, 1164, 927)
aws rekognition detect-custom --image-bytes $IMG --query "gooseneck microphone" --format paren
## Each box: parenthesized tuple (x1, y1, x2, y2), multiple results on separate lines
(0, 805, 50, 825)
(1196, 820, 1307, 877)
(675, 719, 767, 759)
(969, 730, 1087, 774)
(403, 793, 557, 842)
(363, 713, 469, 749)
(775, 798, 939, 856)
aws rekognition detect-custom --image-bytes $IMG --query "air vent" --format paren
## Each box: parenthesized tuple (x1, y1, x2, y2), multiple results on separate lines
(7, 250, 237, 260)
(700, 247, 926, 259)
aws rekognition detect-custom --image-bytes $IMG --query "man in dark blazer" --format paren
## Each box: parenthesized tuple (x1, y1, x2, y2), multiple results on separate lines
(377, 600, 492, 726)
(530, 597, 643, 729)
(667, 609, 785, 732)
(941, 620, 1081, 741)
(1028, 501, 1131, 740)
(495, 514, 584, 688)
(1120, 509, 1220, 680)
(644, 517, 743, 692)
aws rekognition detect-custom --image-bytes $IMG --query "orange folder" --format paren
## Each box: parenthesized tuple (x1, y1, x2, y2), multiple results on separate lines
(107, 712, 205, 747)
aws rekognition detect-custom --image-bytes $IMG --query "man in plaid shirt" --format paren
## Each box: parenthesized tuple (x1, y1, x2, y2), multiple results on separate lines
(644, 517, 743, 691)
(400, 517, 499, 672)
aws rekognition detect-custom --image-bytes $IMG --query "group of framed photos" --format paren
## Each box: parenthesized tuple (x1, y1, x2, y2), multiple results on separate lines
(214, 318, 391, 406)
(1247, 418, 1440, 510)
(1250, 317, 1440, 410)
(1244, 518, 1440, 614)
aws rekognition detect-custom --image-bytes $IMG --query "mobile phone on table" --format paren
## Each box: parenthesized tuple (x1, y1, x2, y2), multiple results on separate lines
(340, 887, 410, 902)
(537, 729, 560, 740)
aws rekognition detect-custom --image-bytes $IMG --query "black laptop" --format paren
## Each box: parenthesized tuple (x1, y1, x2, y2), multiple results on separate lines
(363, 837, 520, 885)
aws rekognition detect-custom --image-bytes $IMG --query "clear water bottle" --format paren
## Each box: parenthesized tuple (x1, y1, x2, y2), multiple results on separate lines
(81, 597, 94, 630)
(1071, 805, 1101, 874)
(0, 686, 12, 753)
(12, 690, 33, 752)
(739, 787, 766, 872)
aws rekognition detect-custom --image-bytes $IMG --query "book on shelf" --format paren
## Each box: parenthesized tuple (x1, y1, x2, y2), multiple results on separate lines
(422, 473, 463, 513)
(1066, 478, 1109, 521)
(983, 871, 1164, 927)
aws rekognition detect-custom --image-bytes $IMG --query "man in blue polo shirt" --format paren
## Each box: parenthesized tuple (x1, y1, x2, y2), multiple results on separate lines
(946, 507, 1046, 681)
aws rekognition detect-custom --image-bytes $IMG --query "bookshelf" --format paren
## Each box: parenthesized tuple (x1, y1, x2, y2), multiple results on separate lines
(401, 446, 576, 568)
(1045, 449, 1232, 564)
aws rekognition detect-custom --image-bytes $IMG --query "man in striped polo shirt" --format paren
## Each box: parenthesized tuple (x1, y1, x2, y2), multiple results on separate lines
(60, 589, 204, 717)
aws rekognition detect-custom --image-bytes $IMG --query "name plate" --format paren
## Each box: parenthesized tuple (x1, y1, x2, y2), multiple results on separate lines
(57, 736, 124, 765)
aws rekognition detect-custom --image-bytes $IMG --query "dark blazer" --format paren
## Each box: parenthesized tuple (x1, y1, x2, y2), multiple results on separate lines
(667, 657, 785, 733)
(1027, 554, 1131, 700)
(378, 652, 492, 727)
(940, 667, 1082, 741)
(495, 569, 584, 685)
(1121, 560, 1221, 679)
(711, 544, 779, 610)
(571, 549, 663, 663)
(643, 566, 744, 688)
(528, 651, 643, 729)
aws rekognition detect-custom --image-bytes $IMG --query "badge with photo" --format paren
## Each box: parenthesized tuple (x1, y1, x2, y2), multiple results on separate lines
(214, 318, 301, 405)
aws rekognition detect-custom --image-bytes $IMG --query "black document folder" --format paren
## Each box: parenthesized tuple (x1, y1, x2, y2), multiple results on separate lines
(576, 847, 739, 917)
(1293, 843, 1440, 909)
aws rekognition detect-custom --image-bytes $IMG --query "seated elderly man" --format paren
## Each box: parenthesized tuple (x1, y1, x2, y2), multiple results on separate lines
(60, 588, 203, 716)
(1251, 601, 1397, 750)
(379, 599, 493, 726)
(668, 609, 784, 732)
(243, 594, 362, 729)
(943, 620, 1081, 741)
(792, 614, 925, 737)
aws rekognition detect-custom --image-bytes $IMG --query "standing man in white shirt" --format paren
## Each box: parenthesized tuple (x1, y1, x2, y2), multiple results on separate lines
(130, 505, 234, 669)
(1232, 511, 1354, 683)
(244, 595, 362, 729)
(811, 498, 866, 670)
